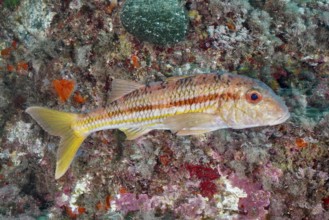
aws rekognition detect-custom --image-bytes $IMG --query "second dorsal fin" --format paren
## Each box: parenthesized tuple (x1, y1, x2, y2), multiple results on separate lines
(166, 75, 194, 82)
(109, 79, 144, 102)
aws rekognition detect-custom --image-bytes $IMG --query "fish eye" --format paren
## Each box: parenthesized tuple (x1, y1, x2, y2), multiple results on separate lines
(246, 90, 262, 104)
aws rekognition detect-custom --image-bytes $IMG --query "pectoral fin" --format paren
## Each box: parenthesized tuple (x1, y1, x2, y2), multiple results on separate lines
(120, 127, 152, 140)
(163, 112, 227, 133)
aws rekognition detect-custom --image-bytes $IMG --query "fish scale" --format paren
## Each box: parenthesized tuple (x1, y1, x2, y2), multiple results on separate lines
(77, 74, 223, 133)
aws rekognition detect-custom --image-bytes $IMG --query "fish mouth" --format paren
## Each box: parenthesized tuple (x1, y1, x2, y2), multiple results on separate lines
(270, 111, 290, 126)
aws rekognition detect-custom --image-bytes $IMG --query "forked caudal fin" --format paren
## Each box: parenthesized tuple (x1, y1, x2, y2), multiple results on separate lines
(26, 107, 87, 179)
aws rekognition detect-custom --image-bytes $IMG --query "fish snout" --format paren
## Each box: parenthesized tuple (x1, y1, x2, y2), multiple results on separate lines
(269, 102, 290, 126)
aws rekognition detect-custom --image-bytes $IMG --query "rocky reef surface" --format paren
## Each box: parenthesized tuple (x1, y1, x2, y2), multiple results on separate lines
(0, 0, 328, 219)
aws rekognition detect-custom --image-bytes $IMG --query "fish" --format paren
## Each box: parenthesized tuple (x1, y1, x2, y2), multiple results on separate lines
(26, 73, 290, 179)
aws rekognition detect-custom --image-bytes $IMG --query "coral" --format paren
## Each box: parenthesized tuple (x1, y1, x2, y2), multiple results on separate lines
(4, 0, 56, 48)
(175, 195, 216, 220)
(230, 175, 271, 219)
(120, 0, 189, 45)
(0, 0, 329, 219)
(128, 139, 158, 179)
(74, 45, 92, 68)
(3, 120, 43, 162)
(114, 193, 149, 213)
(207, 19, 251, 50)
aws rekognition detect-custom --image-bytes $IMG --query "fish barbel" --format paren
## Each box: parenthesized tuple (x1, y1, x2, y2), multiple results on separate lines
(26, 73, 290, 179)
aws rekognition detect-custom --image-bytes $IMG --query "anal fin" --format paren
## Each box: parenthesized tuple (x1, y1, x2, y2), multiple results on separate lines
(176, 129, 213, 136)
(120, 127, 152, 140)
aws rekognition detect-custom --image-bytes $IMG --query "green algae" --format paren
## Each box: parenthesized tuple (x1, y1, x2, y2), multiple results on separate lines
(120, 0, 189, 45)
(3, 0, 21, 10)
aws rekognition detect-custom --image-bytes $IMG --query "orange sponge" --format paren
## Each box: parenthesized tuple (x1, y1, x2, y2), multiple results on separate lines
(52, 79, 75, 102)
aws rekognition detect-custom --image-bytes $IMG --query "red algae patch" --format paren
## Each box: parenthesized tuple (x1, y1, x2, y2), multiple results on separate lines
(186, 164, 220, 181)
(199, 180, 218, 199)
(186, 164, 220, 199)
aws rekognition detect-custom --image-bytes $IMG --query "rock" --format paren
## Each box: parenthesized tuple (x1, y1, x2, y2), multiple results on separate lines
(120, 0, 189, 45)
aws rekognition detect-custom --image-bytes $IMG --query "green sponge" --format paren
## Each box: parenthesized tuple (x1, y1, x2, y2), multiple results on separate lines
(120, 0, 189, 45)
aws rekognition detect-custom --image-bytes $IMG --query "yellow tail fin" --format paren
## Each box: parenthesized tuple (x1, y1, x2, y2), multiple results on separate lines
(26, 107, 87, 179)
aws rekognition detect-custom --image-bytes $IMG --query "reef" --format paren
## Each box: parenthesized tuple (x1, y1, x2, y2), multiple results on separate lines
(0, 0, 329, 219)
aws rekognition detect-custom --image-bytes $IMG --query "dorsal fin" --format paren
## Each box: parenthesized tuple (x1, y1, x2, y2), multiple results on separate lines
(166, 75, 193, 82)
(109, 79, 144, 102)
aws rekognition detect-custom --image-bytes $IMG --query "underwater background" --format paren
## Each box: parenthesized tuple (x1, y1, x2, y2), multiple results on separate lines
(0, 0, 328, 219)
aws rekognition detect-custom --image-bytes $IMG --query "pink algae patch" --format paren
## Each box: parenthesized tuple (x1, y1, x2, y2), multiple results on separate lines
(185, 164, 220, 181)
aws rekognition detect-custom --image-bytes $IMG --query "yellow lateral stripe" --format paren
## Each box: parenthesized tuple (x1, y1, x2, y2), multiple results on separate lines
(85, 106, 216, 130)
